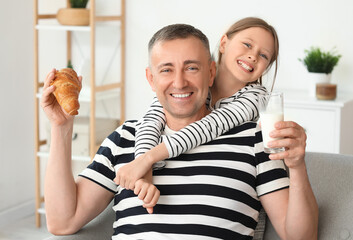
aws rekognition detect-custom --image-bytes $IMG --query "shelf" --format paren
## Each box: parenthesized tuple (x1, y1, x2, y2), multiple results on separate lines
(37, 151, 91, 162)
(37, 207, 46, 215)
(36, 24, 91, 32)
(35, 87, 120, 103)
(34, 0, 125, 228)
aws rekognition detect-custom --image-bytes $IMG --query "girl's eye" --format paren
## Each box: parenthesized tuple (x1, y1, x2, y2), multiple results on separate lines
(243, 42, 251, 48)
(260, 53, 269, 60)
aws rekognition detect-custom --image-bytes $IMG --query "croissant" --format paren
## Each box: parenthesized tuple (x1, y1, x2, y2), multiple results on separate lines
(50, 68, 81, 115)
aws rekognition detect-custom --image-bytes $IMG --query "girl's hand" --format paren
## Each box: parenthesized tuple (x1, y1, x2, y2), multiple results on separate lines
(267, 121, 307, 169)
(134, 178, 160, 214)
(114, 153, 153, 190)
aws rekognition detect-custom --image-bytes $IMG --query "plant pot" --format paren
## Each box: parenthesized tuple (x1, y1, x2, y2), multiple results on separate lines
(57, 8, 89, 26)
(316, 83, 337, 100)
(307, 72, 331, 98)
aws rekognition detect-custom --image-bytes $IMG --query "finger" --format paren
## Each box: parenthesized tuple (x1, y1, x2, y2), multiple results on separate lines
(44, 69, 56, 89)
(42, 84, 55, 100)
(149, 190, 160, 206)
(128, 181, 135, 191)
(137, 185, 148, 200)
(274, 121, 299, 130)
(143, 187, 155, 204)
(269, 150, 289, 160)
(134, 183, 142, 195)
(120, 178, 126, 189)
(78, 76, 83, 88)
(270, 127, 299, 140)
(113, 176, 120, 185)
(146, 207, 153, 214)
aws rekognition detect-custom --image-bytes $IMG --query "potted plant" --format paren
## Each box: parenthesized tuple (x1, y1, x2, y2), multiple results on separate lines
(57, 0, 90, 26)
(299, 46, 341, 97)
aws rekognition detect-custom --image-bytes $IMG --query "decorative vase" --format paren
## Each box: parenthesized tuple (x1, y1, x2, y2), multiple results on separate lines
(57, 8, 89, 26)
(307, 72, 331, 98)
(316, 83, 337, 100)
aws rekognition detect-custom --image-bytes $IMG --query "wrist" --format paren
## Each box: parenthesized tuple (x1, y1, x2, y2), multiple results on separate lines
(51, 119, 74, 138)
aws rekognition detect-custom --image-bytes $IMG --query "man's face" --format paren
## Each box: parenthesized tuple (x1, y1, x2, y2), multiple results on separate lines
(146, 37, 215, 126)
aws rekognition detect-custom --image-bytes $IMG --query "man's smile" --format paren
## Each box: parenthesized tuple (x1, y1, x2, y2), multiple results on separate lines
(170, 92, 193, 98)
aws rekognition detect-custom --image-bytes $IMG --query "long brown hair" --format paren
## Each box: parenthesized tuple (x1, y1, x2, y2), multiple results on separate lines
(217, 17, 279, 89)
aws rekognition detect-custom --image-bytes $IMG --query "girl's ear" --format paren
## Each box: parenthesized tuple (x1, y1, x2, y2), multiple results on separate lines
(146, 67, 156, 92)
(219, 34, 228, 54)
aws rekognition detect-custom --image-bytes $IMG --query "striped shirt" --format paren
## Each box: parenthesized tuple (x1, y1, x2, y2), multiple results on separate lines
(80, 120, 289, 239)
(134, 84, 267, 159)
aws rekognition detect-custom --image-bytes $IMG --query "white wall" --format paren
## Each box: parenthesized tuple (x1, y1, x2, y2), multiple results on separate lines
(1, 0, 352, 223)
(125, 0, 353, 120)
(0, 0, 35, 222)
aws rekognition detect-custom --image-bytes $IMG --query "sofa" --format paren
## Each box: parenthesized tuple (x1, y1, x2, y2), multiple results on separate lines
(45, 152, 353, 240)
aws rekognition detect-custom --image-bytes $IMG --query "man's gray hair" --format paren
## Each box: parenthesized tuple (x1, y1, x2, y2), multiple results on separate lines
(148, 24, 211, 62)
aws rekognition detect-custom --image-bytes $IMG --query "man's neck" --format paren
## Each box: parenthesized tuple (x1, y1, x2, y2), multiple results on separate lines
(165, 107, 210, 131)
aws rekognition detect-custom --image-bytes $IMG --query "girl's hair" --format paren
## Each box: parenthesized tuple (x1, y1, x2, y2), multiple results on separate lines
(217, 17, 279, 88)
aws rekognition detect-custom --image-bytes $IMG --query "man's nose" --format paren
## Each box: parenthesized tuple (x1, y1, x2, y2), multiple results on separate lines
(173, 71, 188, 89)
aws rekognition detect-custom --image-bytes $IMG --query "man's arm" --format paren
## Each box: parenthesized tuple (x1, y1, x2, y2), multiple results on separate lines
(45, 124, 114, 235)
(260, 121, 318, 240)
(42, 69, 114, 235)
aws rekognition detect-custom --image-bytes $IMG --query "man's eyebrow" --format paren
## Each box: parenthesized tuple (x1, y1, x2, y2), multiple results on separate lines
(184, 60, 201, 65)
(157, 62, 173, 70)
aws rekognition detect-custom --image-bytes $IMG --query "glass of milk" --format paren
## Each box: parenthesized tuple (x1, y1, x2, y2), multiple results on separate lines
(259, 92, 285, 154)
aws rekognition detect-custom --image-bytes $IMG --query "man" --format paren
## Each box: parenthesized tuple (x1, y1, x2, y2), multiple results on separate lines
(42, 24, 318, 239)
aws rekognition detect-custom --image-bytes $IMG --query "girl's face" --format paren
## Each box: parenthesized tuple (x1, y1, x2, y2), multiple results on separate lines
(219, 27, 275, 85)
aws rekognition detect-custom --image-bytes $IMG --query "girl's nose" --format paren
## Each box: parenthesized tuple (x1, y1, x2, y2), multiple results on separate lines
(248, 54, 257, 63)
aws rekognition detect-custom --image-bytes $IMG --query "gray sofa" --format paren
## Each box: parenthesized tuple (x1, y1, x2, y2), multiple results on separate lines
(45, 152, 353, 240)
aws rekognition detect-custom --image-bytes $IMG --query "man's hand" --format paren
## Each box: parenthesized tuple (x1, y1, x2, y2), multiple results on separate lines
(41, 68, 82, 126)
(114, 153, 153, 190)
(134, 178, 160, 214)
(267, 121, 307, 169)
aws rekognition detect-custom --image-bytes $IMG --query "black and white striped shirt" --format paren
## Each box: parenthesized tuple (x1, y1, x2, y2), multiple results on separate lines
(134, 84, 267, 159)
(80, 120, 289, 239)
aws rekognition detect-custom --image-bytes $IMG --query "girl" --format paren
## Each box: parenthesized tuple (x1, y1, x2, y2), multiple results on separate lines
(115, 17, 279, 193)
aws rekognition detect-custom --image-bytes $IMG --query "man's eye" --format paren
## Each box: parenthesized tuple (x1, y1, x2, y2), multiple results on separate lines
(161, 69, 171, 73)
(187, 66, 198, 71)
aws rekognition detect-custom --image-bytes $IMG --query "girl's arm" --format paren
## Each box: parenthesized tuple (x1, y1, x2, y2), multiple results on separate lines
(163, 83, 267, 158)
(134, 96, 166, 159)
(116, 84, 267, 190)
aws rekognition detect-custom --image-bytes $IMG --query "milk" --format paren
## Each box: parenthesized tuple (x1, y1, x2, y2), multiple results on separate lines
(260, 112, 284, 149)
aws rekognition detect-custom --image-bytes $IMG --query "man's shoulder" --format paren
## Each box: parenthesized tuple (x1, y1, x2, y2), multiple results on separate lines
(105, 120, 137, 147)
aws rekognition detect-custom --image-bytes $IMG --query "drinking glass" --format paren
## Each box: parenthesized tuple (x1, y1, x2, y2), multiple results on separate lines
(259, 92, 285, 154)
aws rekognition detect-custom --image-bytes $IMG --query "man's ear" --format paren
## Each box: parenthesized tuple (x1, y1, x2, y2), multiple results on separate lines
(209, 60, 216, 87)
(219, 34, 228, 54)
(145, 67, 155, 92)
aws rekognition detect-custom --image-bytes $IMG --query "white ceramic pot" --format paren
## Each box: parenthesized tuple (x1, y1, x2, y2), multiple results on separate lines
(307, 72, 331, 97)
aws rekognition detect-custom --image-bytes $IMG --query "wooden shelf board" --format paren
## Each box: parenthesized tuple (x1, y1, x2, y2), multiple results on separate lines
(37, 151, 91, 162)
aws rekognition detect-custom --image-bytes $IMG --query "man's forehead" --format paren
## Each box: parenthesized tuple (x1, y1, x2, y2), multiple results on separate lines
(150, 38, 209, 65)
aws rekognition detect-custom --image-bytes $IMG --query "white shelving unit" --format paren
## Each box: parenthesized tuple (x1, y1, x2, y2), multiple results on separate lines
(282, 89, 353, 155)
(33, 0, 125, 227)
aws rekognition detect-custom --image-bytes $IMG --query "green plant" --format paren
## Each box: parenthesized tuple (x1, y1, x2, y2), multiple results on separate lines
(299, 47, 341, 74)
(67, 60, 73, 69)
(70, 0, 89, 8)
